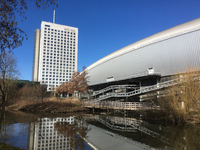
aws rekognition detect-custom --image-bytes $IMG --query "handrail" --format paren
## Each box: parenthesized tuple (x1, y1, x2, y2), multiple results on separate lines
(91, 85, 139, 97)
(92, 77, 183, 101)
(83, 101, 155, 110)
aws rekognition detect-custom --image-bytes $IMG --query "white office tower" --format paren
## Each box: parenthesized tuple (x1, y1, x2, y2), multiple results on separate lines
(32, 21, 78, 91)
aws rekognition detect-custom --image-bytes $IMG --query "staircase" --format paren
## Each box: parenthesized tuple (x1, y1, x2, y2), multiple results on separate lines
(92, 77, 182, 101)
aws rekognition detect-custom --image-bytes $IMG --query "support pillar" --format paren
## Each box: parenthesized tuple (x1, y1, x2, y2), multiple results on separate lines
(125, 118, 127, 131)
(180, 101, 185, 109)
(124, 110, 127, 116)
(139, 81, 141, 87)
(139, 81, 141, 102)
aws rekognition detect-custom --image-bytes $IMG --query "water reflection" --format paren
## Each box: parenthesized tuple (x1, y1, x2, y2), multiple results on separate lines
(32, 117, 74, 150)
(0, 111, 92, 150)
(84, 115, 200, 150)
(0, 111, 31, 149)
(0, 111, 200, 150)
(32, 116, 91, 150)
(54, 117, 90, 150)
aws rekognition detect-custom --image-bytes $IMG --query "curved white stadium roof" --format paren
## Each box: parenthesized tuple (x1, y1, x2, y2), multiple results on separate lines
(86, 18, 200, 71)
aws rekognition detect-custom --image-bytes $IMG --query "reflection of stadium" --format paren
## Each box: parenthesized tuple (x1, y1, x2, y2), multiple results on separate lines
(29, 117, 74, 150)
(85, 115, 184, 150)
(86, 124, 152, 150)
(86, 18, 200, 102)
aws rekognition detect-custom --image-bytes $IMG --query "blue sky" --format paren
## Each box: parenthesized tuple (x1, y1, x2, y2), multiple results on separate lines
(14, 0, 200, 80)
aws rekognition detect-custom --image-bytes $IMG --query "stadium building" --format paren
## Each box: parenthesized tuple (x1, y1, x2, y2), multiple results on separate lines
(86, 18, 200, 101)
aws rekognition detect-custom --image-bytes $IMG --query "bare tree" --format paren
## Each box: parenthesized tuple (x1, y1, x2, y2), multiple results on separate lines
(56, 82, 68, 96)
(56, 81, 74, 96)
(18, 83, 34, 101)
(71, 67, 89, 95)
(56, 67, 89, 97)
(0, 53, 19, 105)
(0, 0, 58, 57)
(19, 83, 47, 102)
(35, 84, 47, 103)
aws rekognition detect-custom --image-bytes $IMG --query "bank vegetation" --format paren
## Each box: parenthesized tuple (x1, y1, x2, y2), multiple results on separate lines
(0, 53, 88, 113)
(145, 68, 200, 124)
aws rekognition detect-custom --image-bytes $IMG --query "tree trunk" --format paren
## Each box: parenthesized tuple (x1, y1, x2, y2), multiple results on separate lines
(2, 91, 6, 105)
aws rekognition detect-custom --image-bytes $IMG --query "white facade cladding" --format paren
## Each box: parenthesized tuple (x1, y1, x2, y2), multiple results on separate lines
(32, 29, 41, 81)
(32, 21, 78, 91)
(86, 18, 200, 86)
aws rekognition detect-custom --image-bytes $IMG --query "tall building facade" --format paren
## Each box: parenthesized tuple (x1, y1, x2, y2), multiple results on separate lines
(32, 21, 78, 91)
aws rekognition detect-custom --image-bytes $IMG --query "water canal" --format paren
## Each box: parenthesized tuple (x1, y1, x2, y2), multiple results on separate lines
(0, 111, 200, 150)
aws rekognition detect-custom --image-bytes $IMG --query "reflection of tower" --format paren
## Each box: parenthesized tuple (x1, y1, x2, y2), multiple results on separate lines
(28, 122, 35, 150)
(29, 117, 74, 150)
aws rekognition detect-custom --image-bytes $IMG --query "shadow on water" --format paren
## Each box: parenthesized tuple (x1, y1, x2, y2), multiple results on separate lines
(0, 110, 200, 150)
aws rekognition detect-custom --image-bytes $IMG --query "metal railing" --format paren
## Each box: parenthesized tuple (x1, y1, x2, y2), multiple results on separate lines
(92, 77, 182, 101)
(91, 85, 138, 97)
(83, 101, 157, 110)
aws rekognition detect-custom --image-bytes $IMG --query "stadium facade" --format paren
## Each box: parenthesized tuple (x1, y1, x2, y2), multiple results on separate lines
(86, 18, 200, 101)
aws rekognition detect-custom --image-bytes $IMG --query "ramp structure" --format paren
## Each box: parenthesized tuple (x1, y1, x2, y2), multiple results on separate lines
(90, 77, 181, 101)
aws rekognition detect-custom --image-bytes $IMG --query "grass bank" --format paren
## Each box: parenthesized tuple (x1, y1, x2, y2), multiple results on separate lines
(5, 97, 89, 113)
